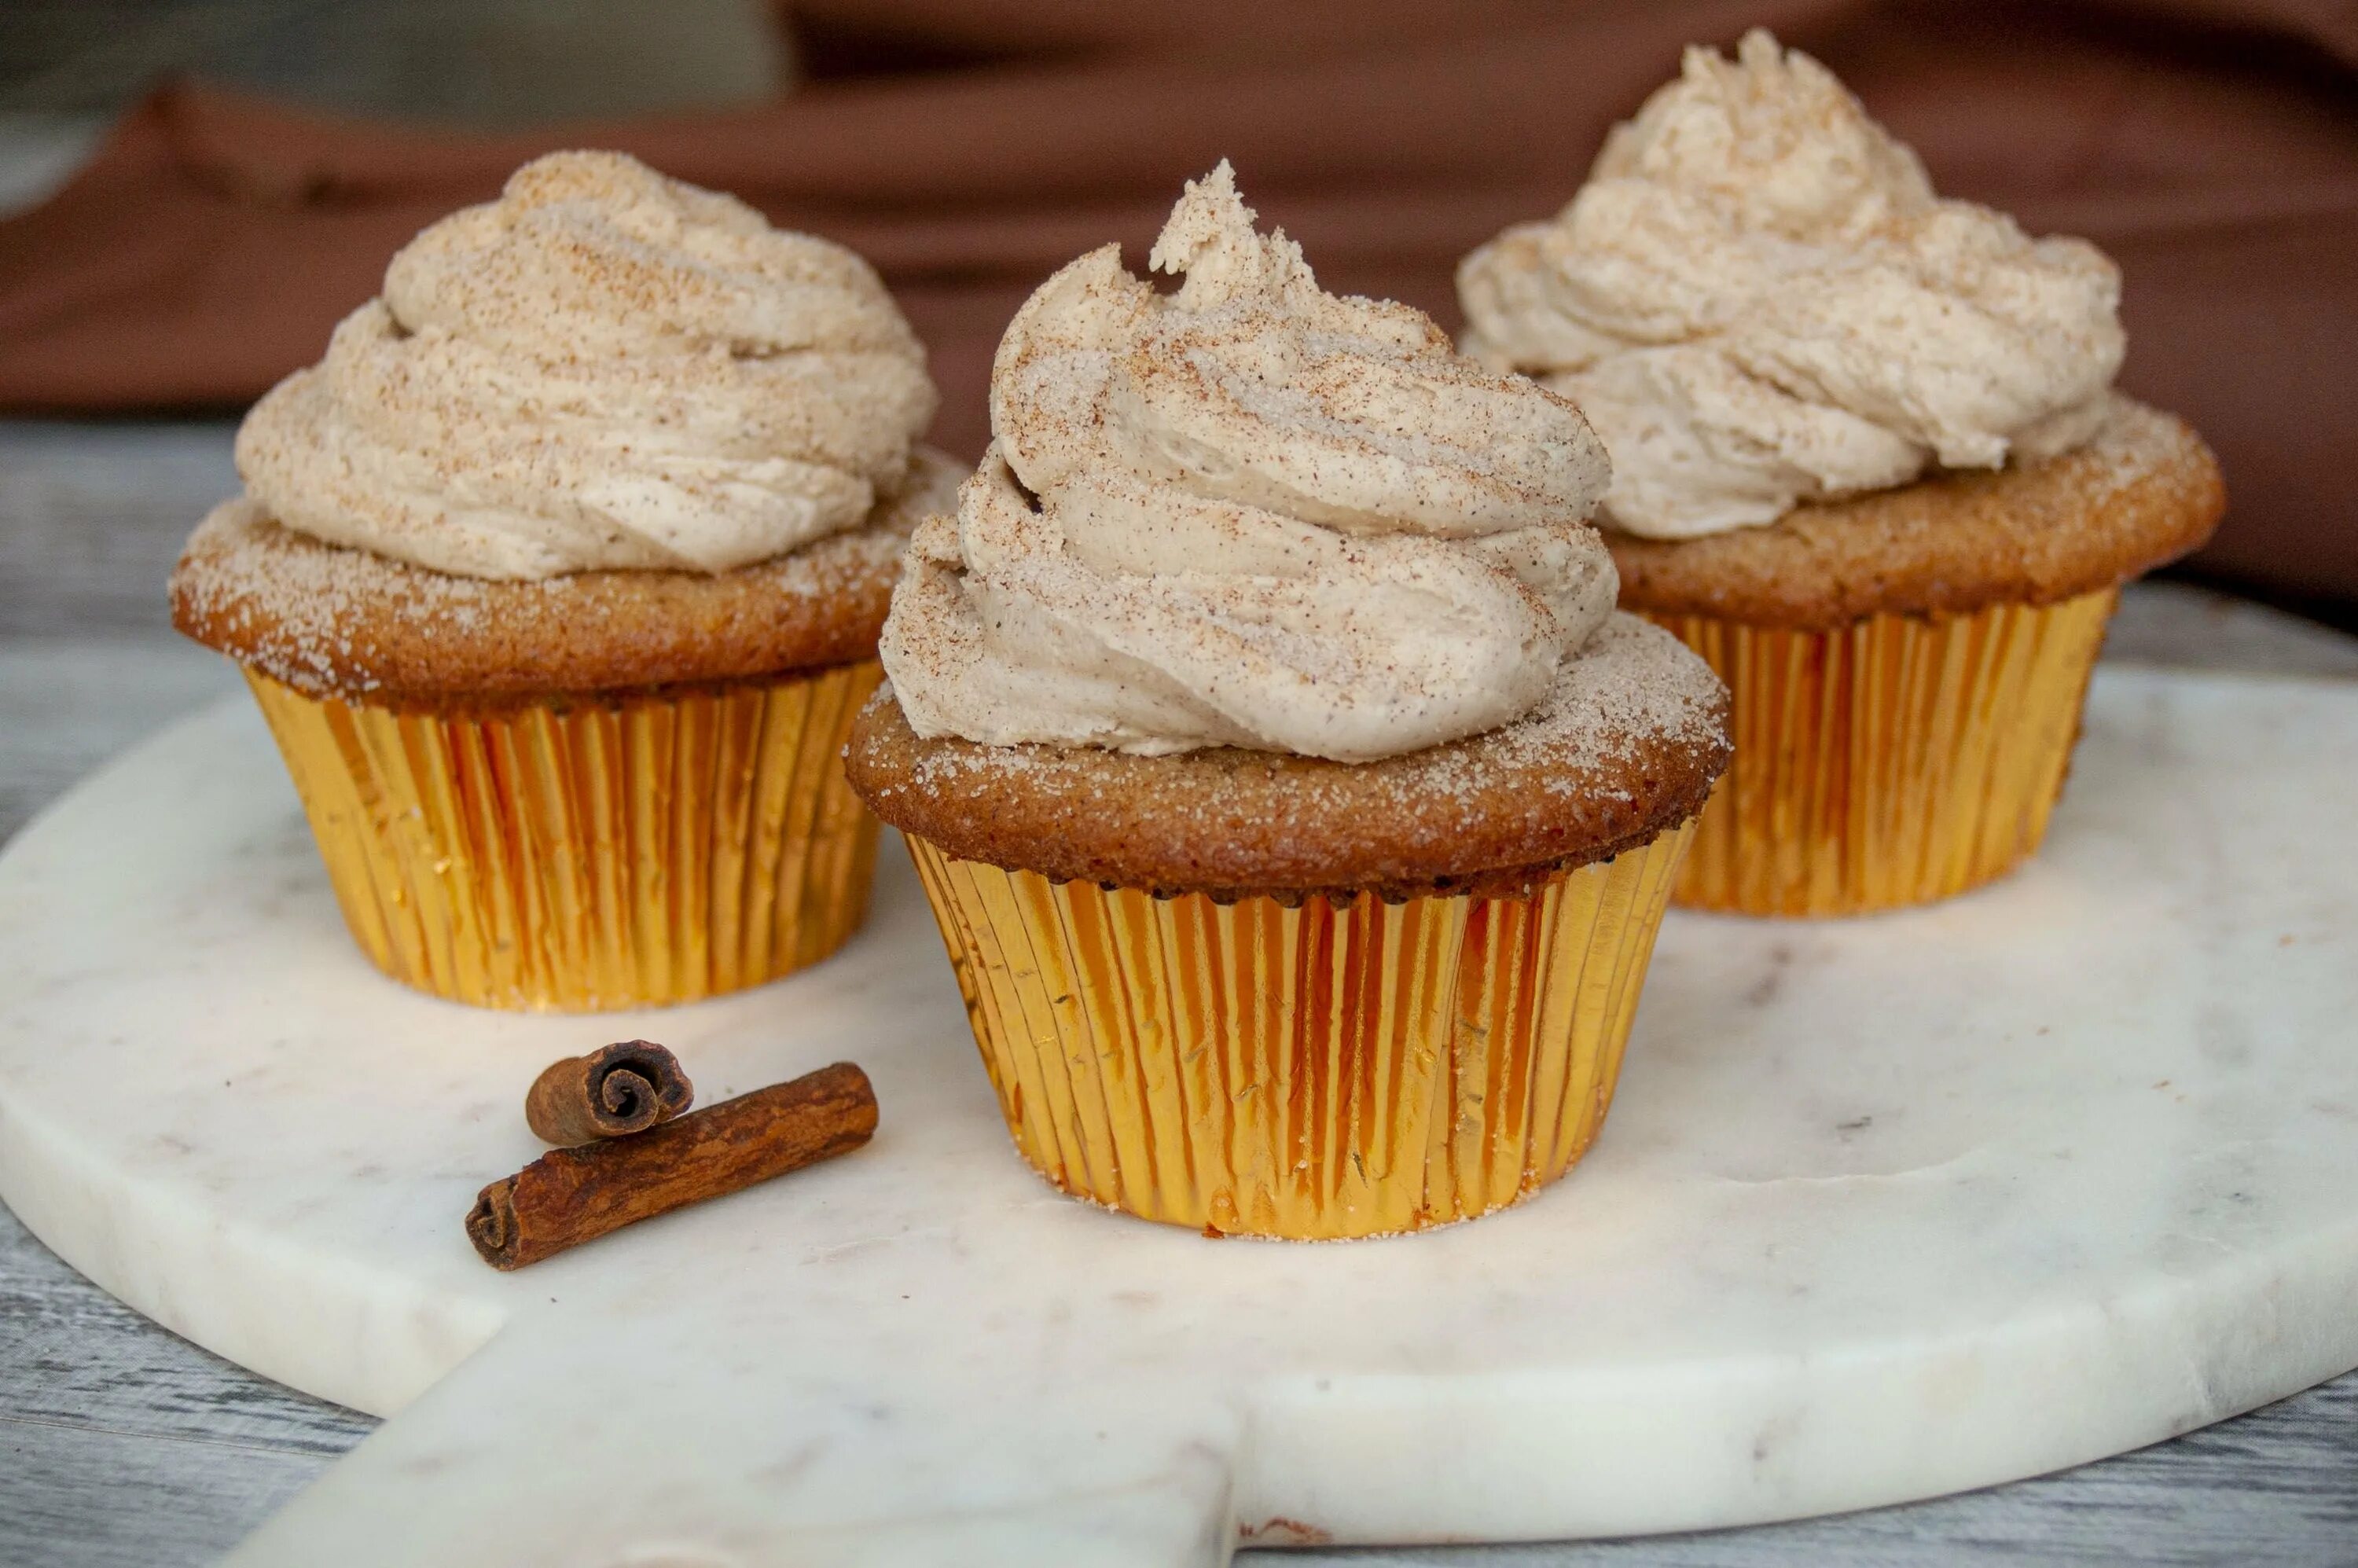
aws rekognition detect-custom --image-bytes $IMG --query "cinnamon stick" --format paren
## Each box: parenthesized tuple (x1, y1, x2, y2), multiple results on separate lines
(468, 1062, 876, 1270)
(524, 1039, 693, 1145)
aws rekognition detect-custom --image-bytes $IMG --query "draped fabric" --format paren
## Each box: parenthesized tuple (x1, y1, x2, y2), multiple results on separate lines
(2, 1, 2353, 610)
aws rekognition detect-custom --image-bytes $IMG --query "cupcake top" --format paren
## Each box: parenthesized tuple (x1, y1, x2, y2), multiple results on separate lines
(880, 161, 1618, 765)
(234, 150, 937, 580)
(1457, 31, 2125, 539)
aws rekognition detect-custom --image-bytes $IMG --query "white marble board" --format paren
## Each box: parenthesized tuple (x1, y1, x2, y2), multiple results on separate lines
(0, 666, 2354, 1566)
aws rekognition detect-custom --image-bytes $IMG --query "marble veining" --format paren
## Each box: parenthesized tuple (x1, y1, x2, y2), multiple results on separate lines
(0, 668, 2353, 1566)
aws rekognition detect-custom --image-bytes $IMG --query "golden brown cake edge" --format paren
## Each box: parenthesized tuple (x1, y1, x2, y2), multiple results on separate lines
(169, 452, 964, 712)
(1606, 397, 2227, 630)
(847, 615, 1733, 902)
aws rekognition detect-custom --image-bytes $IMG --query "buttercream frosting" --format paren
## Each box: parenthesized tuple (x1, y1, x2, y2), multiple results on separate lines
(237, 150, 937, 578)
(880, 161, 1617, 764)
(1457, 30, 2125, 538)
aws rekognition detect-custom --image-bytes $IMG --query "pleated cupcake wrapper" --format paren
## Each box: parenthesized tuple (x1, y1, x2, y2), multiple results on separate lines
(905, 822, 1693, 1239)
(245, 663, 883, 1012)
(1644, 588, 2117, 917)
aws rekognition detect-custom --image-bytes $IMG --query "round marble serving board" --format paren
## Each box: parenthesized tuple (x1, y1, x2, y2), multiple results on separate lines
(2, 668, 2355, 1567)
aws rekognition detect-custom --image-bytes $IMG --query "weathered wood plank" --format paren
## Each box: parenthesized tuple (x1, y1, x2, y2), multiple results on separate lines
(0, 422, 239, 639)
(6, 420, 2358, 679)
(0, 637, 239, 840)
(2, 417, 2354, 1562)
(0, 1203, 364, 1566)
(2107, 582, 2358, 679)
(0, 1419, 335, 1568)
(0, 1206, 371, 1458)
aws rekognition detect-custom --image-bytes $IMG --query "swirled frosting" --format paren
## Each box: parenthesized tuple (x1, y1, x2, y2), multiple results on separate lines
(236, 151, 937, 578)
(880, 161, 1617, 763)
(1457, 31, 2125, 538)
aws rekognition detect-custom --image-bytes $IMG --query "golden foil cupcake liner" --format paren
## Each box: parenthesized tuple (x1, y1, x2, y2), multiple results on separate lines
(1645, 588, 2117, 917)
(903, 823, 1693, 1239)
(245, 663, 884, 1011)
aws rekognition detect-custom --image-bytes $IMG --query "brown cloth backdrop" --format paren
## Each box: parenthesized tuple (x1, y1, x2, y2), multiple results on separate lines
(3, 1, 2354, 614)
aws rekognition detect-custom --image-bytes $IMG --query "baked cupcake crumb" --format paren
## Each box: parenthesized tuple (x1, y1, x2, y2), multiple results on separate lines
(848, 615, 1731, 902)
(1607, 397, 2224, 628)
(172, 450, 962, 711)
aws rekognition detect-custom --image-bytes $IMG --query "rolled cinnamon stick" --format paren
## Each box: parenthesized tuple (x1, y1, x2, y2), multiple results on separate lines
(524, 1040, 693, 1145)
(468, 1062, 876, 1270)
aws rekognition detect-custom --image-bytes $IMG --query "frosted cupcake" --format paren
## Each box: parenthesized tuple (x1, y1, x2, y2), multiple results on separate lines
(846, 164, 1730, 1239)
(171, 152, 958, 1010)
(1459, 32, 2224, 916)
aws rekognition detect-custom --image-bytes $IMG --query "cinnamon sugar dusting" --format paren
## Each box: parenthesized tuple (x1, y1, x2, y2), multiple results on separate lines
(174, 452, 960, 703)
(883, 617, 1719, 808)
(1459, 31, 2125, 539)
(851, 615, 1731, 897)
(880, 160, 1625, 764)
(1609, 396, 2227, 626)
(234, 150, 937, 579)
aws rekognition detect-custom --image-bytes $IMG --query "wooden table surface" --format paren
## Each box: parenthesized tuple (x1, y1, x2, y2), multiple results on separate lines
(5, 419, 2357, 1566)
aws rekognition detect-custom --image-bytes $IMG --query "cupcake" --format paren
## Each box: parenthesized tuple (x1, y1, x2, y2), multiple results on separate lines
(171, 152, 959, 1010)
(845, 163, 1730, 1239)
(1459, 32, 2225, 916)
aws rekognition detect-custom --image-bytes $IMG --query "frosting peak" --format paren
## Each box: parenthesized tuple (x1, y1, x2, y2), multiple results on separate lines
(1458, 31, 2125, 538)
(1594, 29, 1934, 246)
(237, 151, 936, 579)
(881, 161, 1618, 764)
